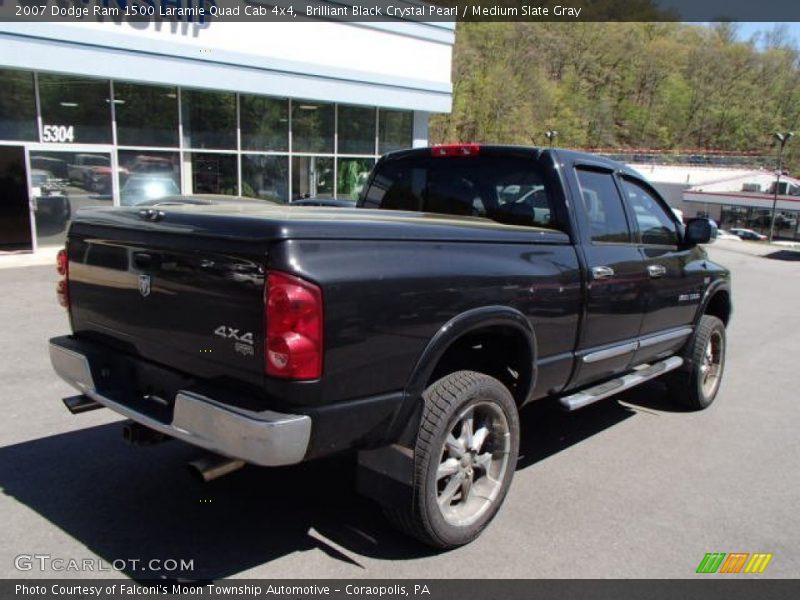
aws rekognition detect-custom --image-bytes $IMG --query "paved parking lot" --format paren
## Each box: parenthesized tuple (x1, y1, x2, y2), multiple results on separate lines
(0, 240, 798, 580)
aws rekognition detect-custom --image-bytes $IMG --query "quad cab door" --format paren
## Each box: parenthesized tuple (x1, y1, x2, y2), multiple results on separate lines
(618, 175, 703, 364)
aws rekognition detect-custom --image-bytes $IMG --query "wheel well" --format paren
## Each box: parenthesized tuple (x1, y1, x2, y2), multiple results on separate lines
(704, 290, 731, 326)
(426, 327, 533, 406)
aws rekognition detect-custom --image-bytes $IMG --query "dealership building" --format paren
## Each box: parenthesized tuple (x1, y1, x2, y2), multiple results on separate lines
(0, 17, 455, 251)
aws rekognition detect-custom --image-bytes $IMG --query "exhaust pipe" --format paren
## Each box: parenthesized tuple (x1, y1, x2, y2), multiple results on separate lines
(188, 454, 246, 482)
(122, 421, 170, 446)
(63, 394, 104, 414)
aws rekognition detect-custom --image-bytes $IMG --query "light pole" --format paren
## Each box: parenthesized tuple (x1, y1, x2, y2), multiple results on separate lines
(768, 131, 794, 243)
(545, 130, 558, 148)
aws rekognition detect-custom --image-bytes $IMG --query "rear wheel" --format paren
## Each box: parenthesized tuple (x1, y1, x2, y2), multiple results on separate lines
(668, 315, 726, 410)
(384, 370, 519, 548)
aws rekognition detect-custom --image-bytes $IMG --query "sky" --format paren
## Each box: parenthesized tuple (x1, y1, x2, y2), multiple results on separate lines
(734, 22, 800, 46)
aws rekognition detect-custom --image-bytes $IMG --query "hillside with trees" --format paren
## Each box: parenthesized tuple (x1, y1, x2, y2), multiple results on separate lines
(430, 22, 800, 168)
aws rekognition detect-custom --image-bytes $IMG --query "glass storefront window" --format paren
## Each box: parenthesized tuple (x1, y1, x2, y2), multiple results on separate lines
(114, 83, 179, 147)
(182, 90, 236, 149)
(30, 150, 112, 246)
(0, 69, 37, 141)
(38, 74, 112, 144)
(338, 105, 376, 155)
(337, 157, 374, 200)
(379, 109, 413, 154)
(187, 153, 237, 195)
(242, 155, 288, 203)
(118, 150, 180, 206)
(292, 156, 333, 199)
(241, 95, 288, 151)
(292, 101, 334, 153)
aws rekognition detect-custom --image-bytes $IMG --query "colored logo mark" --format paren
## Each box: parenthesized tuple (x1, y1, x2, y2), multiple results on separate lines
(696, 552, 773, 574)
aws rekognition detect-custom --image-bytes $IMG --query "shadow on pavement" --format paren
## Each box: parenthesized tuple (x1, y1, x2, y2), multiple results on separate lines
(0, 387, 675, 580)
(0, 423, 431, 581)
(764, 249, 800, 262)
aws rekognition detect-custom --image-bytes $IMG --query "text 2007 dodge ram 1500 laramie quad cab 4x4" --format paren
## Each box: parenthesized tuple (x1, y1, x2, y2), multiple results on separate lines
(50, 146, 731, 548)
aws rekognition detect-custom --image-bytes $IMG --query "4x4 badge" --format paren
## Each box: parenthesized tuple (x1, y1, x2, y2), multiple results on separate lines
(138, 274, 151, 297)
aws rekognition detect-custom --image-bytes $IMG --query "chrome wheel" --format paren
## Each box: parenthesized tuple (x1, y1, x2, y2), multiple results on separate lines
(700, 330, 724, 398)
(436, 401, 511, 527)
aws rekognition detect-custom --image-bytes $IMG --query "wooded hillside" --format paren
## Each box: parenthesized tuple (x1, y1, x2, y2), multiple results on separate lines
(430, 22, 800, 168)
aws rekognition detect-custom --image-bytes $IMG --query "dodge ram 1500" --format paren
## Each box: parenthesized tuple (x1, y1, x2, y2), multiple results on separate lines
(50, 146, 730, 548)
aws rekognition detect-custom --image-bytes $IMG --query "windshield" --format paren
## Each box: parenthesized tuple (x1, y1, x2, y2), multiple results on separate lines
(362, 155, 560, 230)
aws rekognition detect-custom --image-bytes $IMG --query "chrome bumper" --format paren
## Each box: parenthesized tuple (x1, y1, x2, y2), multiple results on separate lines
(49, 340, 311, 466)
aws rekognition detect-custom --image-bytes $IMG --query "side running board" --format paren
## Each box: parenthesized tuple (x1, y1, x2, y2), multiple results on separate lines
(559, 356, 684, 411)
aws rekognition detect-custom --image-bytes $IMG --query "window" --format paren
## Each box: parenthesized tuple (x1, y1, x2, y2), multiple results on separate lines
(337, 158, 374, 200)
(242, 155, 288, 202)
(187, 153, 237, 195)
(292, 156, 333, 199)
(38, 74, 112, 144)
(181, 90, 236, 149)
(292, 101, 334, 153)
(363, 155, 559, 228)
(379, 110, 413, 154)
(338, 105, 376, 154)
(575, 168, 631, 243)
(240, 95, 288, 151)
(114, 83, 178, 147)
(621, 178, 678, 246)
(0, 69, 36, 141)
(118, 151, 180, 206)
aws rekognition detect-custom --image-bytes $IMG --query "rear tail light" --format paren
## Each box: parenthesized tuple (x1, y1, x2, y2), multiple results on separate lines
(56, 248, 70, 309)
(265, 271, 323, 380)
(432, 143, 481, 157)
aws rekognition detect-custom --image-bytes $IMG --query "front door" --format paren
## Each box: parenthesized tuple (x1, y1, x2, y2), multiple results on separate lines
(0, 146, 32, 251)
(571, 166, 646, 386)
(619, 175, 702, 363)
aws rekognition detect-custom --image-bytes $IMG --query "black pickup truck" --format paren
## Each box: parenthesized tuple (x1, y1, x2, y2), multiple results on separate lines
(50, 146, 730, 548)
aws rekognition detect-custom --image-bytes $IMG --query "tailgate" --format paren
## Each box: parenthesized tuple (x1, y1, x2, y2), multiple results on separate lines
(67, 222, 269, 391)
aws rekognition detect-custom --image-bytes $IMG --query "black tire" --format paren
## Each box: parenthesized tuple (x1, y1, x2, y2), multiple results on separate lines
(668, 315, 726, 410)
(385, 370, 520, 548)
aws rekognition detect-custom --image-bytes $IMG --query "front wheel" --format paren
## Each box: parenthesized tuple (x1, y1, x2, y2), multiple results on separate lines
(385, 370, 520, 548)
(668, 315, 726, 410)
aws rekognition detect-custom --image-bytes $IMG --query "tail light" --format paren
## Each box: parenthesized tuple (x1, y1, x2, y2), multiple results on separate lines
(432, 143, 481, 157)
(56, 248, 69, 310)
(265, 271, 323, 380)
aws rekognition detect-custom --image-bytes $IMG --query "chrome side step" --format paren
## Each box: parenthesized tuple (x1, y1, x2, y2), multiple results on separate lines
(559, 356, 684, 411)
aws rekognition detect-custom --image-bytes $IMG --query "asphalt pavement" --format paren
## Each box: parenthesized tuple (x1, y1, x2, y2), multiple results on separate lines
(0, 240, 797, 579)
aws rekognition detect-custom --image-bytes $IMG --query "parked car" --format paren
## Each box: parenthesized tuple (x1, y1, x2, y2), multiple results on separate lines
(716, 229, 743, 241)
(68, 154, 110, 189)
(730, 228, 767, 241)
(120, 175, 180, 206)
(30, 169, 70, 226)
(50, 145, 731, 549)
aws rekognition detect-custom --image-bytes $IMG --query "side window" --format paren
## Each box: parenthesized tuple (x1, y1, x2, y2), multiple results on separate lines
(575, 168, 631, 243)
(621, 178, 678, 246)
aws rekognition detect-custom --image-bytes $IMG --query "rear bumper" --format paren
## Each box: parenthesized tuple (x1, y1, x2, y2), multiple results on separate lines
(49, 337, 311, 466)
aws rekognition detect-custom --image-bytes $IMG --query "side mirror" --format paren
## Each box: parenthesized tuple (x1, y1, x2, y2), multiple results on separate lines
(684, 218, 717, 246)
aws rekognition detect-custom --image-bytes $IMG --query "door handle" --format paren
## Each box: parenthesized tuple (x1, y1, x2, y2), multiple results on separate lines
(591, 266, 615, 280)
(647, 264, 667, 278)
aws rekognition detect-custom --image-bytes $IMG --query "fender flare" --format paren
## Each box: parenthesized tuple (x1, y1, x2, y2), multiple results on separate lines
(694, 279, 732, 327)
(385, 306, 537, 446)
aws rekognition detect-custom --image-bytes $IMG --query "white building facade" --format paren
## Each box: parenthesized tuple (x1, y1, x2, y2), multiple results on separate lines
(0, 17, 455, 251)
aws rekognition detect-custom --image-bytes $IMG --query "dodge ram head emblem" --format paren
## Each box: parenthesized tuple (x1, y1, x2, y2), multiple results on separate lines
(138, 274, 151, 297)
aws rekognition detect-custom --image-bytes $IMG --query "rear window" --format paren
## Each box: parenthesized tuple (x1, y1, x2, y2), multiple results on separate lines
(362, 156, 560, 230)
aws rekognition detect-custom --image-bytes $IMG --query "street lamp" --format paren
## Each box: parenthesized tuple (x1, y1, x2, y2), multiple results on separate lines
(545, 130, 558, 148)
(768, 131, 794, 243)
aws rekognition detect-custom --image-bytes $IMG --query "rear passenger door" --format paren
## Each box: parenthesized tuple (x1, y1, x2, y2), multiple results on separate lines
(570, 166, 647, 387)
